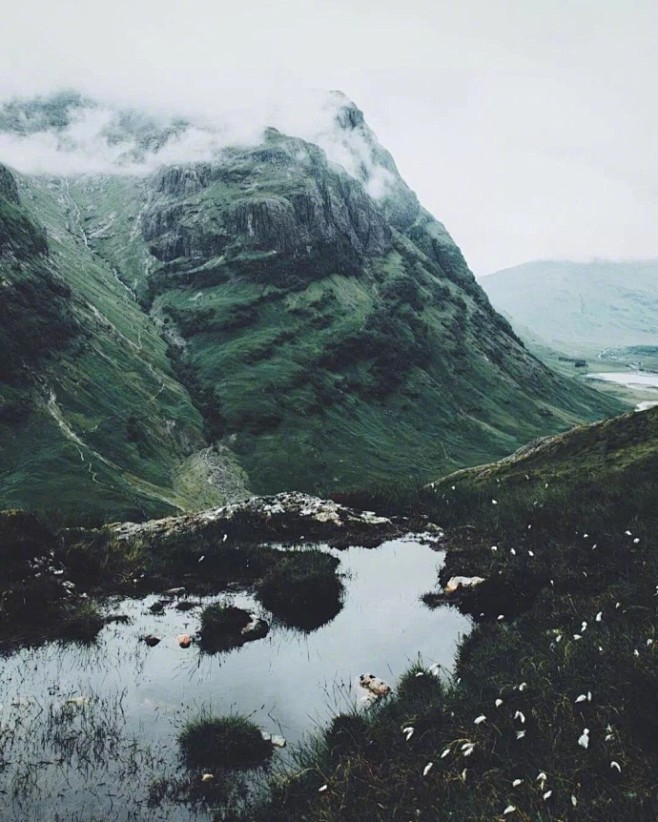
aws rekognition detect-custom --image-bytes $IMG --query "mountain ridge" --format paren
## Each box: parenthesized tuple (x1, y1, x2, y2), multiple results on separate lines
(0, 92, 622, 521)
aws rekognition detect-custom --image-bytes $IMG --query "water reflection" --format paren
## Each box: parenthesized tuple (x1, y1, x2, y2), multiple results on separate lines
(0, 536, 470, 820)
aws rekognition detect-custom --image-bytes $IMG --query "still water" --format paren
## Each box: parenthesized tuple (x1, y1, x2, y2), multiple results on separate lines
(0, 537, 470, 821)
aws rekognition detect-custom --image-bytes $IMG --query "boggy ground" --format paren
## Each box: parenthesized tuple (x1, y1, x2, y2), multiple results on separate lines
(255, 457, 658, 820)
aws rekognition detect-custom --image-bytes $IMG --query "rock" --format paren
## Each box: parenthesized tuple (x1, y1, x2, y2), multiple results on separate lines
(261, 731, 286, 748)
(240, 618, 269, 642)
(142, 634, 161, 647)
(149, 600, 167, 614)
(177, 633, 192, 648)
(359, 673, 391, 698)
(109, 492, 400, 548)
(445, 576, 486, 593)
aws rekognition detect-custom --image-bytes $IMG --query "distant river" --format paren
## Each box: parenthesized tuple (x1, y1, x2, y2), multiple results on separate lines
(586, 371, 658, 390)
(586, 371, 658, 412)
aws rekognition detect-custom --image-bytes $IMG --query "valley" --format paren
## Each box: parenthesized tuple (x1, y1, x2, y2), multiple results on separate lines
(0, 91, 656, 822)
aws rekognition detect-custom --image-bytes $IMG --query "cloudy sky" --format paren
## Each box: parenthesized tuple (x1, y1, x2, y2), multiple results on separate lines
(1, 0, 656, 275)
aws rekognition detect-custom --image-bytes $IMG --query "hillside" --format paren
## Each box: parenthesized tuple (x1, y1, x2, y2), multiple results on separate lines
(0, 93, 622, 521)
(480, 259, 658, 356)
(0, 164, 241, 524)
(264, 404, 658, 820)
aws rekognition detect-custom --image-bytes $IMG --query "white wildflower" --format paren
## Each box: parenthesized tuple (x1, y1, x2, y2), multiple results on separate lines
(402, 726, 414, 741)
(474, 715, 486, 725)
(503, 806, 516, 816)
(516, 730, 526, 740)
(512, 778, 522, 787)
(610, 760, 622, 772)
(595, 611, 602, 622)
(495, 698, 503, 707)
(514, 711, 526, 724)
(423, 762, 433, 777)
(578, 728, 590, 749)
(543, 790, 552, 800)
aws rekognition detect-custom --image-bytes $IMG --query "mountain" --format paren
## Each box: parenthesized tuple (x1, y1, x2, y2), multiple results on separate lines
(0, 92, 621, 522)
(480, 259, 658, 356)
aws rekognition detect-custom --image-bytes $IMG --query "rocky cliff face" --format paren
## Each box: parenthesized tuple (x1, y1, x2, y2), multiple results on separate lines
(142, 130, 393, 271)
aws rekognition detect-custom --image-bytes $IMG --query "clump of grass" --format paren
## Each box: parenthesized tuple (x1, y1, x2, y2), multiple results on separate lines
(179, 714, 273, 771)
(255, 550, 343, 630)
(198, 603, 252, 653)
(59, 599, 104, 643)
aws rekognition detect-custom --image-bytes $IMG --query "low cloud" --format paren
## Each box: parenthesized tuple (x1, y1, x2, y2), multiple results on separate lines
(0, 88, 398, 200)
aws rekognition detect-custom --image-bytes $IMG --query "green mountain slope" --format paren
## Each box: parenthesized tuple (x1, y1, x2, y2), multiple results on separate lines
(435, 404, 658, 493)
(0, 165, 243, 524)
(0, 93, 623, 518)
(480, 259, 658, 355)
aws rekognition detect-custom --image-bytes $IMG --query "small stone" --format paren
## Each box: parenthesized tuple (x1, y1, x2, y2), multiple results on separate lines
(142, 634, 161, 647)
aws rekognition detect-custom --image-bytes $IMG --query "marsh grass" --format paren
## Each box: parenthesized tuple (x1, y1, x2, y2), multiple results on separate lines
(258, 428, 658, 820)
(198, 603, 252, 653)
(255, 550, 344, 630)
(179, 713, 273, 771)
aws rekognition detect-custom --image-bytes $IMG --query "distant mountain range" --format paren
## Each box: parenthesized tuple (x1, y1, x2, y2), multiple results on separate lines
(0, 92, 620, 522)
(480, 259, 658, 356)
